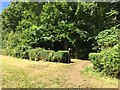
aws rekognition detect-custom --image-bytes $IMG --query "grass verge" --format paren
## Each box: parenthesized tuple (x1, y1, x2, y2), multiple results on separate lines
(80, 64, 119, 88)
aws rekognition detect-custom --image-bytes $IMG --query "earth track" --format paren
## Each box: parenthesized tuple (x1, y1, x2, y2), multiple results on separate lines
(65, 59, 91, 87)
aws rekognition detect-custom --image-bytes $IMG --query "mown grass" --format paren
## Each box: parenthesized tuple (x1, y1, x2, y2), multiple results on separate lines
(1, 55, 71, 88)
(80, 64, 119, 88)
(1, 55, 119, 88)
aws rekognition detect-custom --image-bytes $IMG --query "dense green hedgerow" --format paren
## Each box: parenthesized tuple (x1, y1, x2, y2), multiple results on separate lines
(45, 50, 55, 61)
(89, 53, 103, 72)
(28, 48, 49, 61)
(52, 51, 70, 63)
(1, 44, 32, 59)
(12, 45, 32, 59)
(101, 45, 120, 78)
(89, 45, 120, 78)
(28, 48, 70, 63)
(97, 27, 119, 50)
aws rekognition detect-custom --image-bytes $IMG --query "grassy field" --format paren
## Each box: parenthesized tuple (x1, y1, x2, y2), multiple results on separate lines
(1, 55, 119, 88)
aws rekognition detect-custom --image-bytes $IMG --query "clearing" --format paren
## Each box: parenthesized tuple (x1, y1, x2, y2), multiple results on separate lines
(0, 55, 119, 88)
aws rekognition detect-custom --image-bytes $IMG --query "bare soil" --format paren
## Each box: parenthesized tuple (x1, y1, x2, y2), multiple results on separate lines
(65, 59, 91, 87)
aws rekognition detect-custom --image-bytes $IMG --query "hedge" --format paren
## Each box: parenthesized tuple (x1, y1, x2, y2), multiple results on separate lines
(45, 50, 55, 61)
(28, 48, 49, 61)
(89, 53, 103, 72)
(28, 48, 70, 63)
(101, 45, 120, 78)
(89, 45, 120, 78)
(52, 51, 70, 63)
(1, 45, 32, 59)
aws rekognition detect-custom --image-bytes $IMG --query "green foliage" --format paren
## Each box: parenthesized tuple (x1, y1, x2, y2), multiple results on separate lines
(13, 44, 32, 59)
(97, 27, 119, 50)
(1, 31, 20, 56)
(1, 31, 32, 59)
(19, 25, 42, 47)
(40, 2, 89, 49)
(2, 44, 32, 59)
(1, 2, 43, 33)
(52, 51, 70, 63)
(2, 31, 20, 49)
(45, 50, 55, 61)
(1, 2, 120, 63)
(28, 48, 48, 61)
(89, 45, 120, 78)
(100, 45, 120, 78)
(89, 53, 103, 72)
(1, 2, 119, 80)
(28, 49, 37, 60)
(28, 49, 70, 63)
(1, 48, 12, 56)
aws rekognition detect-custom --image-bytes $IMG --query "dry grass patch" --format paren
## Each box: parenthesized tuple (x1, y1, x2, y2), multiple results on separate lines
(80, 65, 119, 88)
(1, 55, 119, 88)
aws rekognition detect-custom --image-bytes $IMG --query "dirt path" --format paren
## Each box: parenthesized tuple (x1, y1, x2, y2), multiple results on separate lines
(66, 59, 91, 87)
(2, 55, 118, 88)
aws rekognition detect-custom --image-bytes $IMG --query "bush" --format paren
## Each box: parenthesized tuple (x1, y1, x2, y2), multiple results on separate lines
(12, 45, 32, 59)
(97, 27, 119, 50)
(101, 45, 120, 78)
(1, 44, 31, 59)
(28, 48, 50, 61)
(52, 51, 70, 63)
(28, 49, 36, 60)
(89, 45, 120, 78)
(38, 50, 49, 61)
(2, 32, 20, 55)
(89, 53, 103, 72)
(1, 48, 13, 56)
(45, 50, 55, 61)
(28, 49, 70, 63)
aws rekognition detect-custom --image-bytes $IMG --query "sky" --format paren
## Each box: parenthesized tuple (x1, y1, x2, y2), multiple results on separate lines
(0, 2, 10, 13)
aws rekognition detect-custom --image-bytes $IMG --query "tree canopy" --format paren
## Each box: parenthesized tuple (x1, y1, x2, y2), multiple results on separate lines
(1, 2, 120, 59)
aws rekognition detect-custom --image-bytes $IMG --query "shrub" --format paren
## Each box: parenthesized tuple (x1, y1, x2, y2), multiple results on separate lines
(28, 48, 49, 61)
(12, 45, 32, 59)
(29, 48, 43, 60)
(28, 49, 70, 63)
(89, 45, 120, 78)
(29, 49, 36, 60)
(38, 50, 49, 61)
(89, 53, 103, 72)
(100, 45, 120, 78)
(1, 32, 20, 56)
(52, 51, 70, 63)
(45, 50, 55, 61)
(97, 27, 119, 50)
(1, 48, 13, 56)
(1, 44, 31, 59)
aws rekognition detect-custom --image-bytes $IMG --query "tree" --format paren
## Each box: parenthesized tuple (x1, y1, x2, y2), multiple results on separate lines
(1, 2, 120, 59)
(97, 26, 119, 50)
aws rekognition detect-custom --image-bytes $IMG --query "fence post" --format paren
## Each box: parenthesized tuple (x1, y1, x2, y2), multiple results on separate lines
(68, 48, 71, 63)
